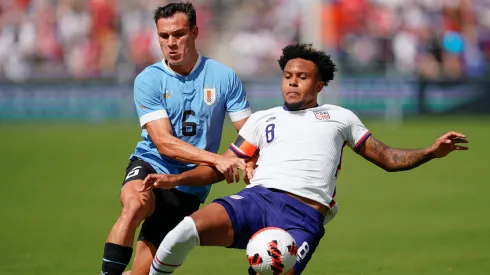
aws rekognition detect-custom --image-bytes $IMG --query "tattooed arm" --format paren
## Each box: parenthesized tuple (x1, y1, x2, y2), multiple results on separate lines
(358, 131, 469, 172)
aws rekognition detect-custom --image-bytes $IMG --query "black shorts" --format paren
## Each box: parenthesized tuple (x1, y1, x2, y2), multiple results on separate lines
(122, 158, 201, 247)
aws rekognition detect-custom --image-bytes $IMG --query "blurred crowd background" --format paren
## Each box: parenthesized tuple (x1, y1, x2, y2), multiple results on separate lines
(330, 0, 490, 79)
(2, 3, 489, 275)
(0, 0, 489, 82)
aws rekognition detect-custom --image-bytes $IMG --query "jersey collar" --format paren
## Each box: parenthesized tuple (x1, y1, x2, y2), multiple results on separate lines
(282, 103, 319, 111)
(161, 53, 202, 77)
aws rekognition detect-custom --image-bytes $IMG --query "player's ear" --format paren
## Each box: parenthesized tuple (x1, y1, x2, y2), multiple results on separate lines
(192, 26, 199, 40)
(316, 80, 324, 93)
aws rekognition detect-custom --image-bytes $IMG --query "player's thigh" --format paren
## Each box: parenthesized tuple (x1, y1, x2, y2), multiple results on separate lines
(120, 180, 155, 217)
(127, 240, 156, 275)
(191, 202, 235, 247)
(287, 228, 325, 275)
(119, 159, 158, 218)
(209, 187, 270, 249)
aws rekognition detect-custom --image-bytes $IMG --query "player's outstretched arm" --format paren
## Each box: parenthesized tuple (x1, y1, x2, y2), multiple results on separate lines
(145, 118, 245, 173)
(358, 131, 469, 172)
(140, 149, 248, 192)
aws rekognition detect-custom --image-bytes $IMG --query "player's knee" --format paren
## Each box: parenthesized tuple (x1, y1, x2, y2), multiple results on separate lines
(121, 197, 153, 224)
(168, 216, 200, 249)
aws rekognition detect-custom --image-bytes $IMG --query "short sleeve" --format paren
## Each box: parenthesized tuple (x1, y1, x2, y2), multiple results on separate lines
(343, 110, 371, 153)
(226, 71, 251, 122)
(133, 71, 168, 128)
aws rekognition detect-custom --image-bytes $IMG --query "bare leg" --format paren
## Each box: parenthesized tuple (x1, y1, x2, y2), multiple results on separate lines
(124, 240, 157, 275)
(102, 180, 155, 274)
(192, 202, 234, 246)
(107, 180, 155, 246)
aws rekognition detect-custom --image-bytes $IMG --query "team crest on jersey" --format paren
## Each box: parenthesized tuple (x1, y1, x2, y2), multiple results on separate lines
(314, 111, 330, 120)
(203, 88, 216, 105)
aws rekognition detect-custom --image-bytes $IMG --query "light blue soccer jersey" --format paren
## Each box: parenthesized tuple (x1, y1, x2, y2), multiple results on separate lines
(130, 55, 250, 202)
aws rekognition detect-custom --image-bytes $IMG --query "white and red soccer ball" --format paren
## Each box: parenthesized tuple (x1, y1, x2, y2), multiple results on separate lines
(246, 227, 297, 275)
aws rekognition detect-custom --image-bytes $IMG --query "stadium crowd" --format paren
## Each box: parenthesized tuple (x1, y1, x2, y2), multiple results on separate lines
(331, 0, 490, 78)
(0, 0, 488, 81)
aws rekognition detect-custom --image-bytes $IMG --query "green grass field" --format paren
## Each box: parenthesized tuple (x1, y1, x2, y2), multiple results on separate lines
(1, 116, 489, 275)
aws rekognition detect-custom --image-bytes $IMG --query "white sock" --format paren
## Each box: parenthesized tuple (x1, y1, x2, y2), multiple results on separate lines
(149, 216, 200, 274)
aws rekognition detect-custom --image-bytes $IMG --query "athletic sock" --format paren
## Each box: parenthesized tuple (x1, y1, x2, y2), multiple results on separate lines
(101, 242, 133, 275)
(150, 217, 199, 274)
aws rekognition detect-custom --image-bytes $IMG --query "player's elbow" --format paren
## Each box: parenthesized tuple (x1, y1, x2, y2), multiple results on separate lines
(153, 138, 178, 158)
(381, 163, 408, 172)
(376, 162, 396, 172)
(158, 147, 178, 159)
(383, 166, 397, 172)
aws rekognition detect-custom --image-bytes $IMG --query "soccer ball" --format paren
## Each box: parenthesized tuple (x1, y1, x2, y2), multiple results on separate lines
(246, 227, 297, 275)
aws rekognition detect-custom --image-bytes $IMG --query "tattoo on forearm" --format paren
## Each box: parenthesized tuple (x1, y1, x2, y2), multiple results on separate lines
(365, 137, 433, 171)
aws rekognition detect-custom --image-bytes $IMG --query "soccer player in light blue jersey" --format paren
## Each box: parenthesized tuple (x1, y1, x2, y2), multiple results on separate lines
(100, 3, 251, 275)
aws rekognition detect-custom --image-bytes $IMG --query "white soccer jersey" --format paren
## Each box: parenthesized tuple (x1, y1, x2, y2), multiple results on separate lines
(230, 104, 371, 210)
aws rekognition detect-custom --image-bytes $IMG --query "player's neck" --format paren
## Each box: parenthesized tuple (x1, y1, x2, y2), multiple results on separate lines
(302, 101, 319, 109)
(168, 51, 199, 76)
(283, 101, 319, 111)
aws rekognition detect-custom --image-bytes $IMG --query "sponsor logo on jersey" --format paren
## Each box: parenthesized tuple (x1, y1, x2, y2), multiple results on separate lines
(266, 116, 276, 122)
(314, 111, 330, 120)
(204, 88, 216, 105)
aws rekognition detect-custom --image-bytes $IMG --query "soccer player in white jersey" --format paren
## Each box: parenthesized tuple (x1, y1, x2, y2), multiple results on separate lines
(100, 3, 252, 275)
(142, 43, 469, 275)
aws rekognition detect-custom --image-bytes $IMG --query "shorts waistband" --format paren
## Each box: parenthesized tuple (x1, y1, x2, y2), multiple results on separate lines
(252, 186, 325, 223)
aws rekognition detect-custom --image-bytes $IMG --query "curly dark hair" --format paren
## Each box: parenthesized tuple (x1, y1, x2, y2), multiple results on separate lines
(278, 43, 337, 86)
(154, 2, 196, 27)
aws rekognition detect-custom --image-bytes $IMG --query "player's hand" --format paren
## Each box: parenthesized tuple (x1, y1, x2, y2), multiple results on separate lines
(243, 152, 259, 185)
(214, 155, 246, 184)
(428, 131, 469, 158)
(140, 174, 178, 192)
(243, 162, 256, 185)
